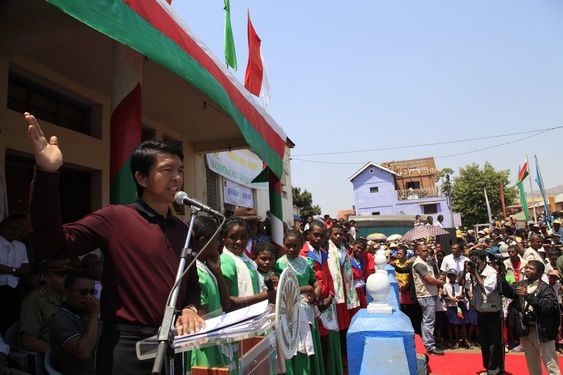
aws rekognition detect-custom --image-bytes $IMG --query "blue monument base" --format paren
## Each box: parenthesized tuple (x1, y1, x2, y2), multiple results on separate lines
(347, 308, 416, 375)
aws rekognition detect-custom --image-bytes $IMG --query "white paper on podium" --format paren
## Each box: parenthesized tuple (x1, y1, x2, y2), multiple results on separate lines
(187, 299, 267, 334)
(143, 299, 270, 346)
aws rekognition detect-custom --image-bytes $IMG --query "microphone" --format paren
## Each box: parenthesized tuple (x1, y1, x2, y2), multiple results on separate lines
(264, 277, 275, 292)
(174, 191, 224, 218)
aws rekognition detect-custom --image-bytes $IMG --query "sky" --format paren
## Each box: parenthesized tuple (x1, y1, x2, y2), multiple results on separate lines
(174, 1, 563, 216)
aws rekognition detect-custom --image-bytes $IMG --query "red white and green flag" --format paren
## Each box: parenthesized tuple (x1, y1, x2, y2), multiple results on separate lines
(518, 160, 529, 182)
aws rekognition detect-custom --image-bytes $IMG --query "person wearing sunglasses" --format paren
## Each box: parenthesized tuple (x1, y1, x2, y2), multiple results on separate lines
(48, 270, 100, 375)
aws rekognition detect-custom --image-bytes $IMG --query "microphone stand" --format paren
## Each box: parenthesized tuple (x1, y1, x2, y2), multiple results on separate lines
(152, 206, 200, 375)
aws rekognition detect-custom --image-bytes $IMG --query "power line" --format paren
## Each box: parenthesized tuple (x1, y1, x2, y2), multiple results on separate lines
(434, 129, 551, 159)
(290, 127, 557, 165)
(292, 125, 563, 157)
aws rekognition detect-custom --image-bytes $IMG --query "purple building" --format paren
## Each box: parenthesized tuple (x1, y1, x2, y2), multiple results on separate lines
(349, 162, 453, 227)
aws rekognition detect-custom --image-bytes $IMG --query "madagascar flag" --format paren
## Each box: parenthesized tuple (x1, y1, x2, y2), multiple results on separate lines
(457, 305, 464, 320)
(518, 160, 529, 182)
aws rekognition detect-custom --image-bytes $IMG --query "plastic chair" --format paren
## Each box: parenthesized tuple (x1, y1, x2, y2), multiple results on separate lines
(44, 351, 63, 375)
(5, 321, 46, 375)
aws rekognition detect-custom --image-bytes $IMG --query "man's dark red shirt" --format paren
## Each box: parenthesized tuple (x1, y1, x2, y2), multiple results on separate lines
(30, 169, 200, 327)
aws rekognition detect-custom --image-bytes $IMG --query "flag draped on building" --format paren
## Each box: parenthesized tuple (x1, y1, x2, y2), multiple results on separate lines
(484, 188, 493, 224)
(244, 11, 264, 96)
(224, 0, 237, 70)
(516, 163, 530, 222)
(499, 182, 506, 220)
(110, 45, 142, 204)
(46, 0, 286, 179)
(251, 167, 283, 249)
(534, 155, 551, 224)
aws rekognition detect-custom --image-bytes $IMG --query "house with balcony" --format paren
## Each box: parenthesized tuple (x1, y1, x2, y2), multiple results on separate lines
(349, 158, 453, 227)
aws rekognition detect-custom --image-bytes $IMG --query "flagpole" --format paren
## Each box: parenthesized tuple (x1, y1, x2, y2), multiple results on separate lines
(534, 154, 552, 229)
(484, 188, 493, 224)
(526, 154, 538, 222)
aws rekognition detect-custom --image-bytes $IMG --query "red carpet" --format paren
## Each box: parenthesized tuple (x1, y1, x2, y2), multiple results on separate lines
(415, 335, 563, 374)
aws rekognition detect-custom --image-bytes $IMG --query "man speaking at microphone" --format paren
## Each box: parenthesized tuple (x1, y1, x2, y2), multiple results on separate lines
(23, 112, 204, 374)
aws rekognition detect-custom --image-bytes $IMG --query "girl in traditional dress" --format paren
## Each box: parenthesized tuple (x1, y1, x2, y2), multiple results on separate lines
(349, 239, 368, 310)
(327, 224, 359, 369)
(220, 218, 276, 308)
(186, 217, 236, 373)
(254, 241, 279, 289)
(275, 229, 324, 375)
(300, 220, 343, 375)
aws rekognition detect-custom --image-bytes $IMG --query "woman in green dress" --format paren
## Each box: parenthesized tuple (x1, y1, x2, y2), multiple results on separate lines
(219, 218, 276, 307)
(183, 217, 236, 373)
(275, 229, 326, 375)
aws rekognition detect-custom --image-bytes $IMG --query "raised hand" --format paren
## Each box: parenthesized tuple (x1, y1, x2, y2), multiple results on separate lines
(24, 112, 63, 172)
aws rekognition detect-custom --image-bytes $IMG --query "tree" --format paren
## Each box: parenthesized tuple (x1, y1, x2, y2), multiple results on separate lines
(451, 162, 518, 227)
(292, 187, 321, 219)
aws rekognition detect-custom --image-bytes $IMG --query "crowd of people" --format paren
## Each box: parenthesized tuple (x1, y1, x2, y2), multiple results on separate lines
(389, 215, 563, 375)
(0, 111, 562, 375)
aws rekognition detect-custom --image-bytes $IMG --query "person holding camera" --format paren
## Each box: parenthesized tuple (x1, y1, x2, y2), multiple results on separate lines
(499, 260, 561, 375)
(470, 249, 504, 375)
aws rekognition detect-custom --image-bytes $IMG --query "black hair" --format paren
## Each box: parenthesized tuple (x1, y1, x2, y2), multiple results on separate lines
(0, 214, 25, 229)
(309, 220, 326, 231)
(194, 216, 219, 242)
(352, 238, 367, 247)
(221, 217, 249, 241)
(437, 214, 444, 221)
(254, 241, 275, 257)
(284, 229, 304, 246)
(548, 248, 561, 257)
(414, 242, 426, 251)
(64, 270, 95, 290)
(473, 249, 487, 261)
(329, 223, 344, 234)
(527, 259, 545, 274)
(130, 140, 184, 198)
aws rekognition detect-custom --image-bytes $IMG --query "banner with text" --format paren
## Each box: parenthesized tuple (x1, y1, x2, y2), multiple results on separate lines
(206, 150, 268, 190)
(224, 179, 254, 208)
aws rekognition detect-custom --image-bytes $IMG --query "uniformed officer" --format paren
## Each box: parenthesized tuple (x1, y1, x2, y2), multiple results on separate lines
(19, 259, 73, 354)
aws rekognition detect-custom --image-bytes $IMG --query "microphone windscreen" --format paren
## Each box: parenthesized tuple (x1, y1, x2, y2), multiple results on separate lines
(174, 191, 189, 205)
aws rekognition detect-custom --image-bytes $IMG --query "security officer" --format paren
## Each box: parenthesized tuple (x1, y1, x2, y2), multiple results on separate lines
(19, 259, 72, 354)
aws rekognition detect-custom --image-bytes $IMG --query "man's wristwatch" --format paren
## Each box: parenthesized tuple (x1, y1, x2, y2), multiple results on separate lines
(185, 305, 197, 314)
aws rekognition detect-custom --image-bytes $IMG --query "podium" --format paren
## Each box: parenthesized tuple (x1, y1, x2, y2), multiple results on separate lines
(136, 305, 275, 374)
(137, 268, 301, 374)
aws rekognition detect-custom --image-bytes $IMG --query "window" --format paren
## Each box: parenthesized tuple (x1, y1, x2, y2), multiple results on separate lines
(371, 212, 381, 215)
(206, 167, 220, 211)
(5, 151, 95, 223)
(422, 204, 438, 215)
(7, 72, 94, 136)
(369, 186, 379, 193)
(282, 190, 288, 198)
(406, 181, 420, 190)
